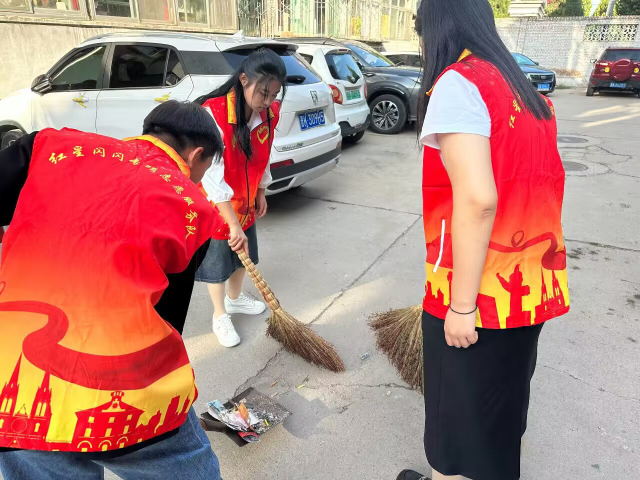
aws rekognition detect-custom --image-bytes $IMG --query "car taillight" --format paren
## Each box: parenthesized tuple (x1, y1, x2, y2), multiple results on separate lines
(271, 159, 294, 169)
(329, 85, 343, 104)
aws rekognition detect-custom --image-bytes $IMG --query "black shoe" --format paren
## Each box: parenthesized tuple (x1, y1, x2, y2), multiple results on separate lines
(396, 470, 430, 480)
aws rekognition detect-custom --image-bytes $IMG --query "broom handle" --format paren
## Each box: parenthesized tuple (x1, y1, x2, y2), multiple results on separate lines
(237, 251, 281, 311)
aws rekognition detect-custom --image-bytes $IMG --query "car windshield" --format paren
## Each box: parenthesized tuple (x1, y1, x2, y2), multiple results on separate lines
(346, 43, 394, 67)
(181, 48, 322, 86)
(224, 49, 322, 85)
(512, 53, 537, 66)
(326, 53, 361, 83)
(602, 49, 640, 61)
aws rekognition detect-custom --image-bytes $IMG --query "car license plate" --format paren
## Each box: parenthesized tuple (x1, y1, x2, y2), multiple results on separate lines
(537, 83, 550, 91)
(299, 110, 325, 131)
(610, 82, 627, 89)
(346, 89, 361, 101)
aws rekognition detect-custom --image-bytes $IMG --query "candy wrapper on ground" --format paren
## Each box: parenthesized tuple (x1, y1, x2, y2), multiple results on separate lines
(200, 388, 291, 446)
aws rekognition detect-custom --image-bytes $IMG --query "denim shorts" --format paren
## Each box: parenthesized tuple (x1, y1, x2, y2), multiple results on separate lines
(195, 224, 259, 284)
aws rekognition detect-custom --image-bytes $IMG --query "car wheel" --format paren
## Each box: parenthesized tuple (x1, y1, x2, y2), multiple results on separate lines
(586, 87, 595, 97)
(1, 129, 24, 150)
(370, 95, 407, 135)
(344, 130, 365, 144)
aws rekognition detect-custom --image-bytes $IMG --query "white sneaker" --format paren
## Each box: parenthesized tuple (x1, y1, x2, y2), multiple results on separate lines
(224, 292, 266, 315)
(212, 314, 241, 348)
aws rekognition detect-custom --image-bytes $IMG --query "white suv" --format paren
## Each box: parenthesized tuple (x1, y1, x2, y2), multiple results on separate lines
(0, 32, 342, 194)
(296, 44, 370, 144)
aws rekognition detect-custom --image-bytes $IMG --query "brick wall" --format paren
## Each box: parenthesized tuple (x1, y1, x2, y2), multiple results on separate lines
(496, 16, 640, 86)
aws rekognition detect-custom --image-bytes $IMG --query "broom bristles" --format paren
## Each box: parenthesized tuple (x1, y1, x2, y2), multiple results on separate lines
(267, 308, 346, 373)
(369, 305, 423, 392)
(237, 251, 346, 373)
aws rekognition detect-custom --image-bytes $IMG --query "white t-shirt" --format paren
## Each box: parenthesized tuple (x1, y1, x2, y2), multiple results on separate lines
(419, 70, 491, 151)
(201, 107, 272, 204)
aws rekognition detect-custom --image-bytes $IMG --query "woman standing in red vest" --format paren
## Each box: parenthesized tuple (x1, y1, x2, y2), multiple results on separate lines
(398, 1, 569, 480)
(194, 49, 286, 347)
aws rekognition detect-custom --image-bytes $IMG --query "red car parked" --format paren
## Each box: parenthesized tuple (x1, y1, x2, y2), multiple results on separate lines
(587, 48, 640, 97)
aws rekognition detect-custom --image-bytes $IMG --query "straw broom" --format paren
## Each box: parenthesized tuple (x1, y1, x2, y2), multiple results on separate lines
(369, 305, 423, 392)
(237, 251, 345, 373)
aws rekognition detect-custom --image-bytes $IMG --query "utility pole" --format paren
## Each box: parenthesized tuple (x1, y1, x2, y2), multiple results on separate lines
(606, 0, 617, 16)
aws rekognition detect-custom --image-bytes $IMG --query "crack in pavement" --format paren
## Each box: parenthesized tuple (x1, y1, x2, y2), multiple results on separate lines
(306, 215, 423, 327)
(293, 192, 422, 217)
(233, 349, 283, 397)
(565, 238, 640, 253)
(232, 215, 423, 396)
(539, 364, 640, 404)
(328, 382, 416, 392)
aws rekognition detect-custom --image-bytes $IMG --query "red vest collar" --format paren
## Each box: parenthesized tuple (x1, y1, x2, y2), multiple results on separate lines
(123, 135, 190, 177)
(226, 89, 277, 126)
(426, 49, 473, 97)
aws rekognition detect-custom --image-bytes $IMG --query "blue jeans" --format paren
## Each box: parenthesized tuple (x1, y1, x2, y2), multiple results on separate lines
(0, 409, 220, 480)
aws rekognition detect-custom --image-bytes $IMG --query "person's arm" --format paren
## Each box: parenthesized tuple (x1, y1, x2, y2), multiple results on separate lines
(216, 201, 248, 254)
(439, 133, 497, 348)
(256, 166, 271, 218)
(0, 132, 38, 228)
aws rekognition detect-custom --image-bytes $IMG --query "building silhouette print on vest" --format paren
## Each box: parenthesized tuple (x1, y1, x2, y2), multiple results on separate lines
(0, 355, 191, 451)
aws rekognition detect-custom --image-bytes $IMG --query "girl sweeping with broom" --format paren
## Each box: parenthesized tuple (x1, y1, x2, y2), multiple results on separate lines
(194, 49, 286, 348)
(389, 1, 570, 479)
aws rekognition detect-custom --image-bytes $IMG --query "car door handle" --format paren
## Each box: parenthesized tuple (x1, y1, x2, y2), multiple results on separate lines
(363, 73, 376, 77)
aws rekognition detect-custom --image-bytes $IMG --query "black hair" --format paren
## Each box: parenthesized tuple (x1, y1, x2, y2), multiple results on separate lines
(194, 48, 287, 160)
(415, 0, 552, 134)
(143, 100, 223, 159)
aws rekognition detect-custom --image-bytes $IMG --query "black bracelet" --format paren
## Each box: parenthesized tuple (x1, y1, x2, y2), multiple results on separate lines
(449, 305, 478, 315)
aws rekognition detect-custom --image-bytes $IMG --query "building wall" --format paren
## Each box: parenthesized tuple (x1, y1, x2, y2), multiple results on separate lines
(496, 16, 640, 86)
(2, 14, 639, 98)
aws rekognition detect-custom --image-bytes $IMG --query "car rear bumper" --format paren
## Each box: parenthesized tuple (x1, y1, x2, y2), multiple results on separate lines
(267, 139, 341, 194)
(340, 114, 371, 137)
(589, 78, 640, 91)
(335, 102, 370, 132)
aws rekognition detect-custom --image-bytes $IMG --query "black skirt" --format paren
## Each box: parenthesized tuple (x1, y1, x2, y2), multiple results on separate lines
(422, 310, 543, 480)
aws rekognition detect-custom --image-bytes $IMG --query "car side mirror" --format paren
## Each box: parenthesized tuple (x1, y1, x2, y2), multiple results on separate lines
(590, 58, 597, 64)
(31, 74, 52, 94)
(534, 61, 539, 66)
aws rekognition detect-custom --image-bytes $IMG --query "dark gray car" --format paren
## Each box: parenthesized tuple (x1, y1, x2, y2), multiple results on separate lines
(291, 38, 422, 135)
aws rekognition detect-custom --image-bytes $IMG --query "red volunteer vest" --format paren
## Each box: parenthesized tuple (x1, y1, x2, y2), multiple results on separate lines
(0, 129, 213, 452)
(422, 55, 570, 329)
(203, 91, 280, 240)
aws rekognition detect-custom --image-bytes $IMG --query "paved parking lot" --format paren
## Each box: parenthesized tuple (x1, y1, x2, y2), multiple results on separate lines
(3, 88, 639, 480)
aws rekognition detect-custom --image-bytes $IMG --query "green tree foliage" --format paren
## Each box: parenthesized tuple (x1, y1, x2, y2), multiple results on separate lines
(489, 0, 511, 18)
(593, 0, 613, 15)
(616, 0, 640, 15)
(547, 0, 587, 16)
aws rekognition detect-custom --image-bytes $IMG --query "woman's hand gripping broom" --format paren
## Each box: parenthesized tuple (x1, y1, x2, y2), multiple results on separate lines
(237, 251, 345, 373)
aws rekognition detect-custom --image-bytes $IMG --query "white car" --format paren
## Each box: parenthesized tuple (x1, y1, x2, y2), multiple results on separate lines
(0, 32, 341, 195)
(296, 44, 370, 144)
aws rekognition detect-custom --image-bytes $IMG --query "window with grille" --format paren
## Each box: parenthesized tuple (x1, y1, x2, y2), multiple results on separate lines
(584, 24, 638, 42)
